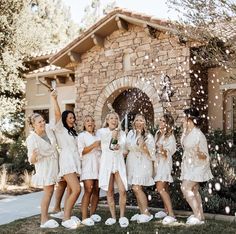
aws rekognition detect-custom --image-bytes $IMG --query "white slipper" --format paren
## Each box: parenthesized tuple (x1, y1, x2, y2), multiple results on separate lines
(155, 211, 167, 219)
(71, 216, 81, 225)
(130, 213, 139, 221)
(162, 216, 177, 225)
(82, 218, 95, 226)
(50, 211, 64, 219)
(90, 214, 102, 222)
(105, 218, 116, 225)
(137, 214, 153, 223)
(186, 217, 204, 225)
(187, 214, 195, 221)
(61, 218, 78, 229)
(40, 219, 59, 228)
(119, 217, 129, 228)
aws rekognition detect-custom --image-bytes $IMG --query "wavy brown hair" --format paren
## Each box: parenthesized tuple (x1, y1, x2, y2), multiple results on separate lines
(155, 113, 175, 142)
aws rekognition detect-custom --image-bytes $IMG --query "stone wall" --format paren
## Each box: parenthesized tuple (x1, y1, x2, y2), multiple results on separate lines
(74, 24, 191, 128)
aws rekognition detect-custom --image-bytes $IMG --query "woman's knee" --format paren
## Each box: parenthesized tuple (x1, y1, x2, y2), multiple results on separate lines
(119, 188, 126, 197)
(71, 185, 81, 196)
(156, 183, 165, 194)
(132, 185, 141, 194)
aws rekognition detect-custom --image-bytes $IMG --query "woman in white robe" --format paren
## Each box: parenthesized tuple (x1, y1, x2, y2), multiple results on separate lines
(97, 112, 129, 228)
(154, 114, 176, 225)
(78, 115, 101, 226)
(26, 113, 59, 229)
(126, 114, 155, 224)
(180, 108, 213, 225)
(51, 91, 81, 229)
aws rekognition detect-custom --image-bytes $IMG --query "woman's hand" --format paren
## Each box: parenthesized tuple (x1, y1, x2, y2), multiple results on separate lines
(113, 144, 120, 151)
(30, 149, 38, 164)
(112, 129, 119, 139)
(196, 145, 207, 160)
(51, 90, 57, 99)
(158, 145, 167, 158)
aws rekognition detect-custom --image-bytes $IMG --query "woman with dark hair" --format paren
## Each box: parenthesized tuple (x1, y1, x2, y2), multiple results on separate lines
(154, 113, 176, 224)
(51, 91, 81, 229)
(126, 114, 155, 223)
(78, 115, 101, 226)
(180, 107, 213, 225)
(26, 113, 59, 228)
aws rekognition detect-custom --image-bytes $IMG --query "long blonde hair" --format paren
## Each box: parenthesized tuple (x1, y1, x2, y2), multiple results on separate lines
(27, 113, 43, 129)
(83, 115, 95, 132)
(103, 111, 120, 128)
(132, 114, 149, 138)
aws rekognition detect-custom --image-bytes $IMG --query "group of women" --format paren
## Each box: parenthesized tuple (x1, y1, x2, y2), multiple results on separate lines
(26, 90, 213, 229)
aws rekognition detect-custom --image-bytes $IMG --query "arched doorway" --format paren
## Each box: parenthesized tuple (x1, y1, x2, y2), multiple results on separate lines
(112, 88, 154, 131)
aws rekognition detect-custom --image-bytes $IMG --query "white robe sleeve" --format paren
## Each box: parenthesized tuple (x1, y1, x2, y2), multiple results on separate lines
(145, 134, 156, 161)
(163, 135, 176, 159)
(77, 133, 86, 158)
(198, 131, 209, 160)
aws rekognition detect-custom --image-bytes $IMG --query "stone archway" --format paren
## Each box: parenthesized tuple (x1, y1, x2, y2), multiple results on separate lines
(112, 88, 154, 130)
(94, 76, 162, 127)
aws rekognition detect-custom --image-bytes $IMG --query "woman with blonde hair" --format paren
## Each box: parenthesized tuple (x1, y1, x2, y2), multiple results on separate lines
(126, 114, 155, 223)
(26, 113, 59, 228)
(154, 113, 176, 225)
(97, 111, 129, 228)
(78, 115, 101, 226)
(180, 107, 213, 225)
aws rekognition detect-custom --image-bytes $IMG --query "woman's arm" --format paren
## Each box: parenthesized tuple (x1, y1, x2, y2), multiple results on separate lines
(82, 141, 101, 155)
(51, 90, 61, 123)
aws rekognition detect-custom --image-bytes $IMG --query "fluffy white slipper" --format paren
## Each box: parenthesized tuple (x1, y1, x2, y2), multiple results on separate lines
(71, 216, 81, 225)
(61, 218, 78, 229)
(82, 218, 94, 226)
(186, 217, 204, 225)
(162, 216, 177, 225)
(155, 211, 167, 219)
(187, 214, 195, 221)
(50, 211, 64, 219)
(137, 214, 153, 223)
(90, 214, 102, 222)
(130, 213, 140, 221)
(119, 217, 129, 228)
(40, 219, 59, 228)
(105, 218, 116, 225)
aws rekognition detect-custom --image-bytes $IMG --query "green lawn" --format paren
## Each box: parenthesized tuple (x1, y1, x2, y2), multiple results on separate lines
(0, 207, 236, 234)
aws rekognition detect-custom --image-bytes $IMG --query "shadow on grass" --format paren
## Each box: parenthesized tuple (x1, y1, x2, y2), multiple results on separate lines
(0, 207, 235, 234)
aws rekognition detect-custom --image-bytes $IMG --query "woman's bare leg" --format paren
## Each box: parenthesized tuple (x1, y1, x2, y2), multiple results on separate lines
(132, 185, 151, 215)
(81, 180, 93, 220)
(156, 181, 174, 216)
(90, 180, 99, 216)
(41, 185, 54, 223)
(63, 173, 81, 220)
(114, 172, 126, 217)
(107, 174, 116, 219)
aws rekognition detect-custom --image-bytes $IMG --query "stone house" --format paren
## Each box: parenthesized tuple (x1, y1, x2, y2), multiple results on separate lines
(25, 8, 236, 136)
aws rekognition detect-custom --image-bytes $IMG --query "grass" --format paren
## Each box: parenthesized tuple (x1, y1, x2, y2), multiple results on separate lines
(0, 207, 236, 234)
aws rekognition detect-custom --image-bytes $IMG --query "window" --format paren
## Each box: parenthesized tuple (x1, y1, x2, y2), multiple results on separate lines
(33, 109, 49, 123)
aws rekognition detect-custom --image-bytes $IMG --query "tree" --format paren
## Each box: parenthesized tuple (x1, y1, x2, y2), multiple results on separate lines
(81, 0, 116, 29)
(168, 0, 236, 70)
(0, 0, 79, 139)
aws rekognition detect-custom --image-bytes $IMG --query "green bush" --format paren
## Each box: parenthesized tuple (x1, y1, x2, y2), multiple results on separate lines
(7, 137, 34, 176)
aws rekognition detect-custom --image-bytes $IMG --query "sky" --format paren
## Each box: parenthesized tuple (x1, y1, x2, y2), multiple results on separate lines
(61, 0, 179, 24)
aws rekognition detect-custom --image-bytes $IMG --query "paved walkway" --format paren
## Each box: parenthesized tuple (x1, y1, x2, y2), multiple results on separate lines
(0, 188, 106, 225)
